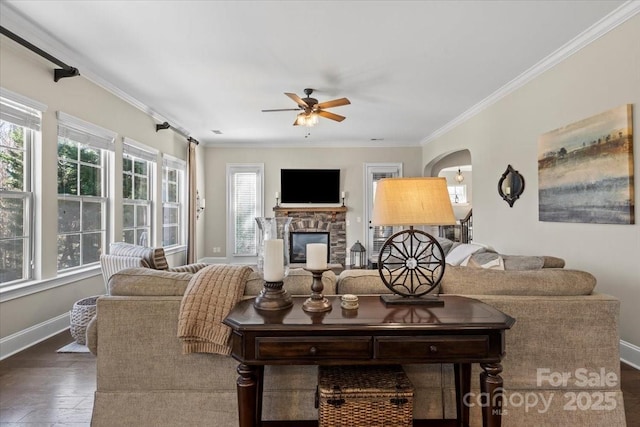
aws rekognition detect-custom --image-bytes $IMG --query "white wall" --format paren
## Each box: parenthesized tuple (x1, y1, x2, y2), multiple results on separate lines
(0, 38, 190, 356)
(202, 146, 423, 260)
(422, 15, 640, 353)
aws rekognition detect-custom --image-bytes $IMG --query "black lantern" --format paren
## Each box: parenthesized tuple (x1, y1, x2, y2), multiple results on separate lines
(350, 240, 366, 269)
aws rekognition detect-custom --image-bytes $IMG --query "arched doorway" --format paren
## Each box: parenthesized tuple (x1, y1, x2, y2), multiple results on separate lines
(424, 149, 472, 242)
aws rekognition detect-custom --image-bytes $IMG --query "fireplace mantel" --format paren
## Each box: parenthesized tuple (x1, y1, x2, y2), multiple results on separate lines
(273, 206, 347, 221)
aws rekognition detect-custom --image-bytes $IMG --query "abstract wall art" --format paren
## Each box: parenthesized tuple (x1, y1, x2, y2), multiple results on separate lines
(538, 104, 634, 224)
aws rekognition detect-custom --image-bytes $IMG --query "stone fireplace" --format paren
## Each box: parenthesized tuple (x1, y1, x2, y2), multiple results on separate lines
(290, 231, 330, 263)
(273, 206, 347, 265)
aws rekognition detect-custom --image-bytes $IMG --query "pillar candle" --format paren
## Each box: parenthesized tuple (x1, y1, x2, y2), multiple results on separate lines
(275, 191, 279, 198)
(263, 239, 284, 282)
(306, 243, 327, 270)
(341, 191, 346, 198)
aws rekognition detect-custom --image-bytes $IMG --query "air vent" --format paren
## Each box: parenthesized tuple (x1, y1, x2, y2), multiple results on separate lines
(211, 130, 223, 135)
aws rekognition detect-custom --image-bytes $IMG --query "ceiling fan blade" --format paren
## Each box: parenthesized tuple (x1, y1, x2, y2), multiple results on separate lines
(262, 108, 301, 112)
(316, 97, 350, 109)
(285, 92, 309, 108)
(317, 110, 346, 122)
(293, 118, 300, 126)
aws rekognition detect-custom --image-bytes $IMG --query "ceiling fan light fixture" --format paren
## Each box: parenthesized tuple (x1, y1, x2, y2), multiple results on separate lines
(296, 112, 318, 127)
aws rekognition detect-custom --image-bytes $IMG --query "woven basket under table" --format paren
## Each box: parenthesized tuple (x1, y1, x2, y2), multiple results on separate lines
(70, 296, 99, 345)
(317, 365, 414, 427)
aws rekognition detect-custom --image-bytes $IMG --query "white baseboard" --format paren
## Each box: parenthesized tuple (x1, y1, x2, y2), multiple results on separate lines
(620, 339, 640, 370)
(0, 312, 70, 361)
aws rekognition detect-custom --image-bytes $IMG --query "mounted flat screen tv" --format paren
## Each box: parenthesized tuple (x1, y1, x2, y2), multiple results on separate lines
(280, 169, 340, 204)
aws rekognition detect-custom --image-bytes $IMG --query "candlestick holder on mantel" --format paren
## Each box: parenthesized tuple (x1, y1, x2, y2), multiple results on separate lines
(302, 268, 332, 312)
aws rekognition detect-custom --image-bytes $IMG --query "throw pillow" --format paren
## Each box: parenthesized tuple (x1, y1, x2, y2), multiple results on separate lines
(435, 237, 455, 256)
(109, 242, 169, 270)
(445, 243, 486, 266)
(501, 255, 545, 270)
(466, 252, 505, 270)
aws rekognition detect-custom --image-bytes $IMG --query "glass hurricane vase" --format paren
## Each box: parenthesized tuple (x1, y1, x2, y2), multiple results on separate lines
(253, 217, 293, 310)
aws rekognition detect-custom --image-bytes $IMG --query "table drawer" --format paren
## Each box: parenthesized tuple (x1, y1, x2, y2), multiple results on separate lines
(375, 335, 489, 359)
(256, 336, 372, 360)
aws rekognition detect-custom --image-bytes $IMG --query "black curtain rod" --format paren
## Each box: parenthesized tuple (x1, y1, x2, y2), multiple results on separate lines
(0, 25, 80, 82)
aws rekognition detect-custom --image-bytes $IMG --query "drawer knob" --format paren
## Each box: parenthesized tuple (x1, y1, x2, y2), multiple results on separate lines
(429, 345, 438, 353)
(309, 346, 317, 355)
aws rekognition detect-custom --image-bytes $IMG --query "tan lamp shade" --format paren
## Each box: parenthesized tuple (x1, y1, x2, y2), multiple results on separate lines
(372, 177, 456, 226)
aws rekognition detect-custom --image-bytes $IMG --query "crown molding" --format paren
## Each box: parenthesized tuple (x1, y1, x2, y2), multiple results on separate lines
(421, 0, 640, 146)
(202, 139, 422, 149)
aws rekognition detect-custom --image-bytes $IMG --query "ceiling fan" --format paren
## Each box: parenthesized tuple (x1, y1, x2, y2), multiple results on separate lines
(262, 88, 350, 126)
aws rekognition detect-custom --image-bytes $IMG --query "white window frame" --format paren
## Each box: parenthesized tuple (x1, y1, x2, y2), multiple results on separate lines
(161, 154, 186, 248)
(226, 163, 264, 258)
(122, 138, 157, 247)
(56, 112, 115, 272)
(0, 88, 45, 287)
(448, 185, 467, 204)
(363, 162, 403, 259)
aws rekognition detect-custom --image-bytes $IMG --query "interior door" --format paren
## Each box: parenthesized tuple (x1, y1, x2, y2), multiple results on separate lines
(364, 163, 402, 265)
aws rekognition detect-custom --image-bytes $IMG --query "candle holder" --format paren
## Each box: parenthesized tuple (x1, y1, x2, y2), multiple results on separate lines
(341, 196, 345, 207)
(302, 268, 332, 312)
(254, 217, 293, 311)
(275, 196, 279, 207)
(254, 280, 292, 311)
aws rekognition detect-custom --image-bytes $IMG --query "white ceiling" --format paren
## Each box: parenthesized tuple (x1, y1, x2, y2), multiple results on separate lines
(0, 1, 632, 147)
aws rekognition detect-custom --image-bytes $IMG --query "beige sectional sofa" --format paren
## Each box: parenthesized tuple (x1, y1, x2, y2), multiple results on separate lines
(88, 260, 626, 426)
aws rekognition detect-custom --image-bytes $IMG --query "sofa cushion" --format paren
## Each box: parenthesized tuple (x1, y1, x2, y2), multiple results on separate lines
(110, 242, 169, 270)
(244, 268, 337, 296)
(109, 268, 193, 296)
(440, 266, 596, 296)
(336, 270, 394, 295)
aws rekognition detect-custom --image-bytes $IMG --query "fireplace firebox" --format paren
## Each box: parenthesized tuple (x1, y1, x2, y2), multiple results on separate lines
(290, 232, 330, 264)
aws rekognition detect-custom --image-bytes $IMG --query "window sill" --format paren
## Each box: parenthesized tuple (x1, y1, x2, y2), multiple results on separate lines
(0, 265, 102, 303)
(163, 245, 187, 256)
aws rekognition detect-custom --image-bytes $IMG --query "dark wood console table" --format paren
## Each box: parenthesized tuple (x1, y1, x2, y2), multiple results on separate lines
(223, 295, 515, 427)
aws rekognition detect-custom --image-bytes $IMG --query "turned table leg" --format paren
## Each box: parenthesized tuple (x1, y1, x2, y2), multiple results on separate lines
(454, 363, 471, 427)
(237, 363, 260, 427)
(480, 362, 504, 427)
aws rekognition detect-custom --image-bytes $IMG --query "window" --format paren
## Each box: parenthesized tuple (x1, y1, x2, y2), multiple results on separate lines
(448, 185, 467, 204)
(162, 155, 185, 247)
(0, 89, 45, 286)
(364, 163, 402, 257)
(122, 139, 157, 246)
(227, 164, 263, 256)
(57, 112, 115, 271)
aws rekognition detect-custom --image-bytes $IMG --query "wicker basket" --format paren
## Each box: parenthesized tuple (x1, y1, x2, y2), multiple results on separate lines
(317, 365, 414, 427)
(70, 296, 99, 345)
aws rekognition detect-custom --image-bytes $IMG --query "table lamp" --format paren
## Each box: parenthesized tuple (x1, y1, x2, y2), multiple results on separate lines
(372, 177, 456, 306)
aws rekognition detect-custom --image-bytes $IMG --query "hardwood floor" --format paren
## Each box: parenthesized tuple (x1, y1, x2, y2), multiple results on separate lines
(1, 331, 639, 426)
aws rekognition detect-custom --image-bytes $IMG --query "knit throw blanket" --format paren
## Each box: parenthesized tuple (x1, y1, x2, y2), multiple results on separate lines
(177, 264, 252, 355)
